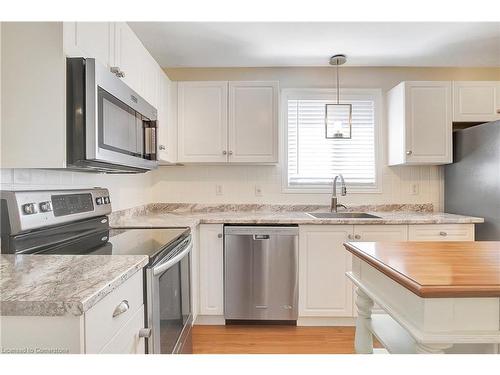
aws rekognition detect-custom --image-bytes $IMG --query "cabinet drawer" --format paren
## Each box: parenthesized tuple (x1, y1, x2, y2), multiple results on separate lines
(85, 270, 144, 353)
(408, 224, 474, 241)
(99, 305, 146, 354)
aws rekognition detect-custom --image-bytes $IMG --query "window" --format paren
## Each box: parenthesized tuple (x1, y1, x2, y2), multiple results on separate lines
(283, 89, 381, 192)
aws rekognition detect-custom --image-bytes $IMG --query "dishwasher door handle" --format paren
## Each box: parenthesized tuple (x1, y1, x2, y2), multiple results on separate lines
(253, 234, 270, 240)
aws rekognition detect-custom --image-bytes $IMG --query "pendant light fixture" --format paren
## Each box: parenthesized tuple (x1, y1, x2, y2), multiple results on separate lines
(325, 54, 352, 139)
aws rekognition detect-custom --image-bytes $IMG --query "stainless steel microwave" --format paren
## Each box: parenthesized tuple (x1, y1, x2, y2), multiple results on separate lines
(67, 57, 158, 173)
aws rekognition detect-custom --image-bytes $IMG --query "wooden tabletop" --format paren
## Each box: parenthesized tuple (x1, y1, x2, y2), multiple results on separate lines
(344, 241, 500, 298)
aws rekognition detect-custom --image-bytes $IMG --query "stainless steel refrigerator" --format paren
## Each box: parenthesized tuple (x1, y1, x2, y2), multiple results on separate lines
(445, 120, 500, 240)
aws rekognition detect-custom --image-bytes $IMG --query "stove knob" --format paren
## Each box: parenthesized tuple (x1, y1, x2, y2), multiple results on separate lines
(96, 197, 103, 205)
(22, 203, 38, 215)
(39, 201, 52, 212)
(104, 196, 110, 204)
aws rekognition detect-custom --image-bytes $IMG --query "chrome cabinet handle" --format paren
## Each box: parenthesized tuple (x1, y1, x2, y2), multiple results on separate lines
(354, 234, 361, 240)
(406, 150, 412, 155)
(217, 233, 222, 238)
(222, 150, 227, 155)
(439, 231, 447, 236)
(228, 151, 233, 155)
(112, 300, 129, 318)
(110, 66, 125, 78)
(138, 328, 151, 338)
(347, 234, 353, 240)
(159, 145, 166, 151)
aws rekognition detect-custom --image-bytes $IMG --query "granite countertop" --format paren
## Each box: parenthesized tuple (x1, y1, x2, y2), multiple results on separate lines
(0, 254, 148, 317)
(109, 203, 484, 228)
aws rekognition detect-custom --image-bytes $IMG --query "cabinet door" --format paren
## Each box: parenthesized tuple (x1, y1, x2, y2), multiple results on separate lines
(453, 81, 500, 122)
(114, 22, 144, 95)
(177, 82, 228, 163)
(408, 224, 474, 241)
(405, 81, 452, 164)
(199, 224, 224, 315)
(353, 225, 408, 242)
(99, 305, 146, 354)
(351, 225, 408, 315)
(63, 22, 114, 67)
(298, 225, 353, 317)
(141, 55, 159, 108)
(228, 81, 279, 163)
(157, 72, 177, 163)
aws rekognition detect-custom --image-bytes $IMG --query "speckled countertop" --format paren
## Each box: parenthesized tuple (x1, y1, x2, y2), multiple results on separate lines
(109, 203, 484, 228)
(0, 254, 148, 317)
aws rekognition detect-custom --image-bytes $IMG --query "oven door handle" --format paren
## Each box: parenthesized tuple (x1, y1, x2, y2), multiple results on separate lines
(152, 238, 193, 276)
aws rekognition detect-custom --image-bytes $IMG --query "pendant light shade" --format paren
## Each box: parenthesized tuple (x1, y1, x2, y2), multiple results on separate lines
(325, 54, 352, 139)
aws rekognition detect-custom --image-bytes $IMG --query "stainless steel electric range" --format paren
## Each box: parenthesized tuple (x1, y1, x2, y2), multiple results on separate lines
(0, 188, 193, 354)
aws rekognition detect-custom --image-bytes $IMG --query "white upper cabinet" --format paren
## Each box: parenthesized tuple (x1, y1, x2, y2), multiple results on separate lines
(63, 22, 115, 68)
(228, 81, 279, 163)
(64, 22, 160, 109)
(157, 73, 177, 164)
(388, 81, 452, 166)
(113, 22, 148, 99)
(177, 81, 229, 163)
(453, 81, 500, 123)
(177, 80, 279, 164)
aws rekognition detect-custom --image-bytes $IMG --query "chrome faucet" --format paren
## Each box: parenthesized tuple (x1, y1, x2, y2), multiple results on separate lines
(331, 174, 347, 212)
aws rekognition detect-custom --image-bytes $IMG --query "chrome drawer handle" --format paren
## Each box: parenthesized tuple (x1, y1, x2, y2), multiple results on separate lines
(138, 328, 151, 338)
(439, 231, 448, 236)
(406, 150, 412, 155)
(347, 234, 353, 240)
(354, 234, 361, 240)
(112, 300, 129, 318)
(253, 234, 270, 240)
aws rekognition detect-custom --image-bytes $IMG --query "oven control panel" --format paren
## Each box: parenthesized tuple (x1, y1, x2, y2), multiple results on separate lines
(1, 188, 112, 235)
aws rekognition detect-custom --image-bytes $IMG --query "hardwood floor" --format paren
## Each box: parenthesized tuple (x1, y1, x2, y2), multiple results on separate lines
(192, 325, 379, 354)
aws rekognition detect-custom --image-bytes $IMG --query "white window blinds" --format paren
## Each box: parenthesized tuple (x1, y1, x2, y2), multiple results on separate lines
(287, 94, 377, 189)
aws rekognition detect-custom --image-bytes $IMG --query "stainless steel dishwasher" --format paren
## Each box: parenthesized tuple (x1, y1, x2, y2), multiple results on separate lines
(224, 226, 299, 321)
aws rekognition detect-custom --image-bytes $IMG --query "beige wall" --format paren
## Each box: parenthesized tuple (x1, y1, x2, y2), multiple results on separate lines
(150, 67, 500, 209)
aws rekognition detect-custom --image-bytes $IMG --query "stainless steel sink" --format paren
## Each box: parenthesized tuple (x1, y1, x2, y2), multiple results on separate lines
(307, 212, 381, 219)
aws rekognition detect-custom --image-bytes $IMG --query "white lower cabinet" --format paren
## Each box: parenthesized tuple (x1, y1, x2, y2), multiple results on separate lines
(298, 225, 354, 318)
(351, 225, 408, 314)
(99, 305, 145, 354)
(85, 270, 144, 353)
(408, 224, 474, 241)
(352, 224, 408, 242)
(198, 224, 224, 316)
(194, 223, 476, 326)
(0, 270, 147, 354)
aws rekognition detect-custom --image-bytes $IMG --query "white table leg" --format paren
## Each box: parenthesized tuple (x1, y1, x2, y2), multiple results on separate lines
(354, 287, 374, 354)
(415, 342, 452, 354)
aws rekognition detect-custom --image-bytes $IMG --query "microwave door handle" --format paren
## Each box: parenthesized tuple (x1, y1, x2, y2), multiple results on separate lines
(152, 238, 193, 276)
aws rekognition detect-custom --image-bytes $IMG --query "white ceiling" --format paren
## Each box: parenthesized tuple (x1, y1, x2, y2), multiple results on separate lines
(129, 22, 500, 68)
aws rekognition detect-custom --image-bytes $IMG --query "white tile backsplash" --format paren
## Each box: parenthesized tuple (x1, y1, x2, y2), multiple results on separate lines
(151, 164, 444, 210)
(0, 169, 153, 211)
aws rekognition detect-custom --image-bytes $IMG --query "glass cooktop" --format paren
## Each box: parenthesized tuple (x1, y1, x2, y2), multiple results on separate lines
(37, 227, 190, 264)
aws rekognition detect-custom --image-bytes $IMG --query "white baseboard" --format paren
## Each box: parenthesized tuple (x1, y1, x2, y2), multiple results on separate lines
(194, 315, 225, 325)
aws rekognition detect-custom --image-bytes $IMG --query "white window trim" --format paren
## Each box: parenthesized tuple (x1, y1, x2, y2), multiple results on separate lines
(280, 88, 383, 194)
